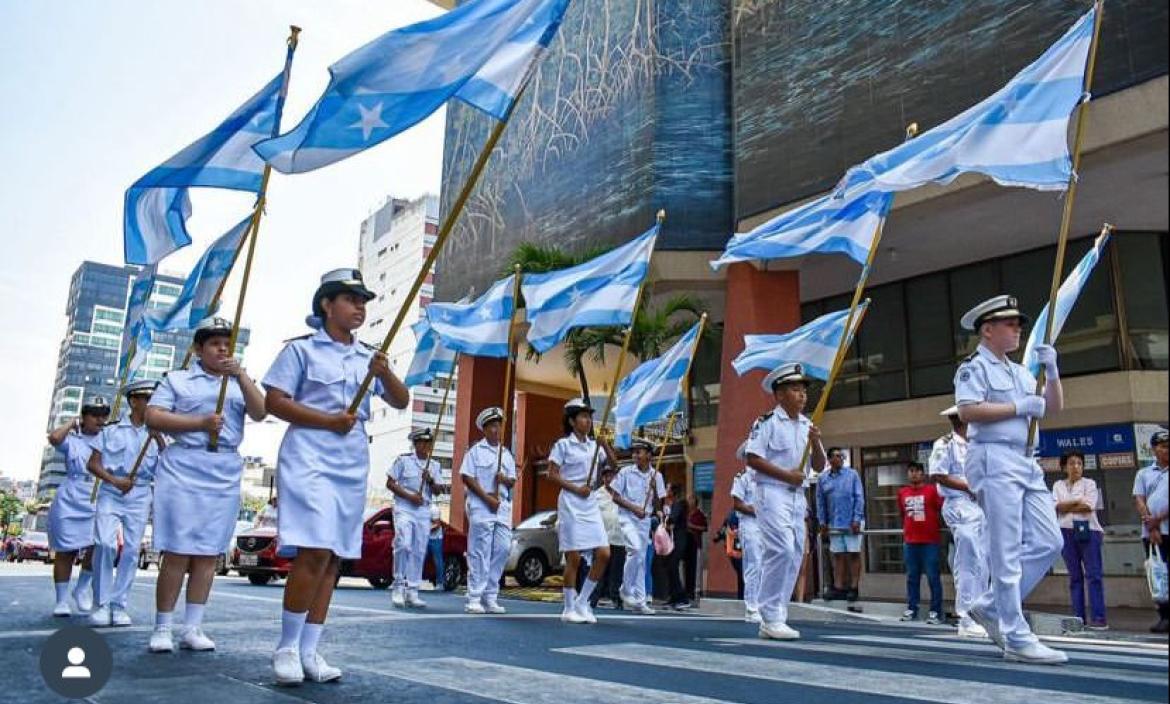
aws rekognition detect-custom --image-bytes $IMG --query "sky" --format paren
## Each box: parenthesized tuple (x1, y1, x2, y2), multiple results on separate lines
(0, 1, 448, 481)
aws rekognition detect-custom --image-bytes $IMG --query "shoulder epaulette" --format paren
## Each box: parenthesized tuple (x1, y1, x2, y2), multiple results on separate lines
(360, 341, 380, 352)
(282, 333, 313, 344)
(962, 351, 978, 363)
(757, 411, 773, 422)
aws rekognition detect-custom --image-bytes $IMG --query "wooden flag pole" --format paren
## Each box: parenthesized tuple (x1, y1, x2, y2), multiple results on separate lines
(208, 25, 301, 450)
(641, 412, 679, 514)
(179, 217, 258, 370)
(421, 352, 461, 492)
(1026, 0, 1107, 450)
(494, 266, 525, 498)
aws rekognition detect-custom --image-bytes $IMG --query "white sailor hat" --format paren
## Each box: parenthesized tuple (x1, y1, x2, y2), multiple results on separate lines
(193, 316, 233, 344)
(311, 268, 376, 318)
(939, 405, 960, 417)
(960, 295, 1031, 331)
(735, 440, 748, 462)
(476, 406, 505, 430)
(1151, 428, 1169, 447)
(125, 379, 159, 398)
(563, 397, 595, 415)
(408, 427, 434, 442)
(81, 396, 112, 416)
(630, 437, 655, 453)
(762, 362, 812, 393)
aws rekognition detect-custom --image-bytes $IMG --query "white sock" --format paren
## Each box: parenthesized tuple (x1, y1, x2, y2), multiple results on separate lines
(278, 610, 308, 651)
(563, 588, 577, 611)
(54, 581, 69, 603)
(184, 603, 205, 629)
(578, 578, 598, 605)
(155, 611, 173, 628)
(75, 570, 93, 591)
(300, 623, 324, 659)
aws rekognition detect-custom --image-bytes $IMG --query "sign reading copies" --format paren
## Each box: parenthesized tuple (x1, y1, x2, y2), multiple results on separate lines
(1035, 424, 1137, 473)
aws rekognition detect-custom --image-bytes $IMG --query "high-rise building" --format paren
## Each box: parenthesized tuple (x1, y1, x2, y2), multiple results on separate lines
(37, 261, 250, 498)
(357, 194, 455, 510)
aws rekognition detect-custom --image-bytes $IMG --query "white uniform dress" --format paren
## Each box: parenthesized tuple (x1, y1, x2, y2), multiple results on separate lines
(262, 329, 385, 559)
(92, 417, 160, 610)
(955, 344, 1062, 648)
(47, 433, 100, 552)
(460, 438, 517, 604)
(927, 431, 987, 622)
(731, 468, 763, 613)
(745, 408, 816, 627)
(610, 464, 665, 608)
(549, 434, 608, 552)
(387, 452, 439, 591)
(150, 364, 247, 555)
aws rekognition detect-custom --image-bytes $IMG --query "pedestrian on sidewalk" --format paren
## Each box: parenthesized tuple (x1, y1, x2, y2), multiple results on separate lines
(898, 461, 944, 625)
(1052, 450, 1107, 630)
(1134, 428, 1169, 634)
(664, 483, 691, 609)
(427, 507, 445, 590)
(816, 447, 865, 602)
(683, 495, 708, 603)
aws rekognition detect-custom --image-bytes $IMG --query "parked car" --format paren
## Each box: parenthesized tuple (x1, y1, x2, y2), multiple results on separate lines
(139, 520, 247, 575)
(14, 531, 52, 563)
(505, 510, 564, 587)
(232, 507, 468, 590)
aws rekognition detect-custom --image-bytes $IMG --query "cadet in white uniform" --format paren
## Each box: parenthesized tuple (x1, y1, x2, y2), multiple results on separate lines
(730, 440, 763, 624)
(927, 405, 988, 639)
(745, 362, 825, 641)
(460, 406, 518, 614)
(45, 396, 110, 617)
(954, 295, 1066, 665)
(87, 379, 164, 628)
(146, 317, 267, 654)
(547, 398, 617, 624)
(386, 427, 443, 609)
(263, 269, 409, 686)
(607, 438, 666, 615)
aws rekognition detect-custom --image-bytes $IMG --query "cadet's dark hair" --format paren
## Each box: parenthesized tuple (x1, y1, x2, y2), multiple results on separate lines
(907, 461, 925, 472)
(1059, 450, 1086, 468)
(827, 447, 844, 458)
(562, 408, 592, 436)
(193, 328, 231, 346)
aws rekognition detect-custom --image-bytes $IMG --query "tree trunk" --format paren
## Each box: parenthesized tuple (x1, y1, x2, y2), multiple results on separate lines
(576, 367, 591, 403)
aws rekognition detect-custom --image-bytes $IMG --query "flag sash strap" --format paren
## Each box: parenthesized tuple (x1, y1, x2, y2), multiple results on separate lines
(1027, 0, 1106, 450)
(495, 267, 525, 495)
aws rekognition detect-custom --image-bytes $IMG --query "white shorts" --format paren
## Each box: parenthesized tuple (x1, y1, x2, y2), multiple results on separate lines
(828, 532, 863, 553)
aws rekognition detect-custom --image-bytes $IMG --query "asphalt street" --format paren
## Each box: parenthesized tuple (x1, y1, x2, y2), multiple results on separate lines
(1, 563, 1166, 704)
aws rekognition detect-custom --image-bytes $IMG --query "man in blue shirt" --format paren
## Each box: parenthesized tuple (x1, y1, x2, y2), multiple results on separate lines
(816, 448, 865, 601)
(1134, 428, 1169, 634)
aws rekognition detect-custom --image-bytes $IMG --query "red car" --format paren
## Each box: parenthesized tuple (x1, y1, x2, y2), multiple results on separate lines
(231, 507, 467, 590)
(13, 531, 52, 563)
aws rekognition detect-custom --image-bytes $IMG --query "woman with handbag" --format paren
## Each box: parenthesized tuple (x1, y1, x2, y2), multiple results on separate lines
(1051, 450, 1107, 629)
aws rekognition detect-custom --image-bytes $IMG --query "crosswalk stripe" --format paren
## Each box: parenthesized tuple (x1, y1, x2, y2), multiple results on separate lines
(826, 634, 1168, 669)
(350, 657, 732, 704)
(705, 638, 1168, 687)
(920, 633, 1170, 656)
(554, 643, 1152, 704)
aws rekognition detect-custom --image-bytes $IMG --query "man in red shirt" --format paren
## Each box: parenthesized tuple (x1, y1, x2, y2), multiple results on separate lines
(898, 461, 945, 624)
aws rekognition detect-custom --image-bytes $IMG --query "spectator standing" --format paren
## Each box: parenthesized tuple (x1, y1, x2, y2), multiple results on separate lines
(665, 484, 691, 609)
(684, 496, 708, 604)
(427, 507, 445, 590)
(898, 461, 944, 624)
(816, 448, 865, 601)
(1134, 428, 1169, 634)
(1052, 450, 1107, 629)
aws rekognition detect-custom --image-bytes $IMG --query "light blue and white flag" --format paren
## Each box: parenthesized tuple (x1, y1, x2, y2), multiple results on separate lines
(837, 8, 1096, 196)
(148, 215, 251, 333)
(118, 265, 157, 380)
(711, 189, 893, 269)
(428, 275, 516, 358)
(254, 0, 571, 174)
(522, 224, 658, 354)
(732, 302, 870, 381)
(613, 321, 702, 449)
(1022, 231, 1112, 375)
(124, 73, 284, 265)
(404, 319, 458, 387)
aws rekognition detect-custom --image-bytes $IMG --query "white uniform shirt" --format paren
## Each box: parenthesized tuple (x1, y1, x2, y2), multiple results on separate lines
(459, 438, 517, 527)
(611, 464, 666, 525)
(744, 407, 815, 489)
(927, 432, 969, 501)
(1133, 463, 1169, 537)
(549, 433, 607, 512)
(730, 469, 759, 528)
(387, 452, 440, 520)
(954, 344, 1038, 446)
(96, 417, 160, 491)
(152, 363, 248, 450)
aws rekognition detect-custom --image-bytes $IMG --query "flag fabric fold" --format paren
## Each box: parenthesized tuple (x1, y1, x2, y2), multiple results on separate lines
(404, 319, 458, 387)
(732, 302, 870, 381)
(613, 322, 702, 449)
(147, 215, 252, 333)
(118, 265, 158, 381)
(427, 275, 517, 358)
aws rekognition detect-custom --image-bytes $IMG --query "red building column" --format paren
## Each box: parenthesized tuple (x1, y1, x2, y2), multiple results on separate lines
(708, 263, 801, 598)
(513, 390, 569, 522)
(449, 355, 507, 533)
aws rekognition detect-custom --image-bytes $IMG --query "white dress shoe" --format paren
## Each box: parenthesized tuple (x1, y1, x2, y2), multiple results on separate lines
(148, 625, 175, 653)
(273, 647, 304, 686)
(71, 586, 93, 614)
(571, 602, 597, 624)
(52, 601, 72, 618)
(968, 606, 1005, 650)
(405, 590, 427, 608)
(391, 588, 406, 608)
(88, 605, 112, 628)
(179, 626, 216, 651)
(636, 604, 656, 615)
(745, 608, 762, 624)
(1004, 641, 1068, 665)
(759, 621, 801, 640)
(465, 601, 486, 614)
(301, 652, 342, 683)
(111, 607, 133, 627)
(957, 617, 988, 639)
(484, 600, 507, 614)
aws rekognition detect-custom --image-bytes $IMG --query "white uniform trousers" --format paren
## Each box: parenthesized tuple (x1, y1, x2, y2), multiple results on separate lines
(467, 520, 512, 602)
(941, 496, 988, 619)
(740, 522, 763, 612)
(756, 484, 806, 626)
(967, 443, 1063, 647)
(93, 485, 152, 610)
(619, 518, 651, 606)
(393, 513, 430, 590)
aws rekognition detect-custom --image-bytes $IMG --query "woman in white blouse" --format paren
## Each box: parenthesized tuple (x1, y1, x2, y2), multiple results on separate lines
(1051, 450, 1107, 629)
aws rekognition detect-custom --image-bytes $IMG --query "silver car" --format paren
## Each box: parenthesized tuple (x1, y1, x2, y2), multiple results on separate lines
(505, 510, 565, 587)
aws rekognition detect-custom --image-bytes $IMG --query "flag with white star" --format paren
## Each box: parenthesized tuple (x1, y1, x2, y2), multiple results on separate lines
(253, 0, 571, 174)
(147, 214, 252, 332)
(613, 320, 701, 449)
(426, 274, 517, 358)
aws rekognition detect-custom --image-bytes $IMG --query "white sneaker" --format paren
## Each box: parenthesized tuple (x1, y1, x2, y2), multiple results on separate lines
(71, 585, 93, 614)
(745, 608, 762, 624)
(1004, 641, 1068, 665)
(273, 647, 304, 686)
(957, 617, 988, 639)
(925, 611, 943, 625)
(52, 601, 72, 617)
(390, 588, 406, 608)
(465, 601, 486, 614)
(88, 605, 112, 628)
(968, 605, 1005, 650)
(179, 626, 215, 651)
(149, 625, 175, 653)
(635, 603, 656, 616)
(759, 621, 801, 640)
(301, 652, 342, 683)
(572, 602, 597, 624)
(111, 607, 132, 627)
(405, 590, 427, 608)
(899, 609, 917, 622)
(483, 600, 507, 614)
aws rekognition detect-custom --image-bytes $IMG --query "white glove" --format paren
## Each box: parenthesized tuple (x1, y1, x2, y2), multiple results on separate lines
(1014, 395, 1046, 419)
(1034, 344, 1059, 379)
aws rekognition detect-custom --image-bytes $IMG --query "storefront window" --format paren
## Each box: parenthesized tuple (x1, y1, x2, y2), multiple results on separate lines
(906, 273, 954, 397)
(1117, 232, 1169, 370)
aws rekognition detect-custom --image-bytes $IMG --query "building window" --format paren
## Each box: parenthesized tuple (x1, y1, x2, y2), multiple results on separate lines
(1116, 232, 1168, 370)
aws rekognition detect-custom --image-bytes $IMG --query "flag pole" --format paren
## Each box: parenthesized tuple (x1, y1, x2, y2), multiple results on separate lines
(346, 86, 531, 415)
(90, 339, 137, 500)
(584, 209, 665, 488)
(680, 313, 707, 499)
(422, 352, 461, 487)
(179, 217, 258, 370)
(1026, 0, 1107, 449)
(641, 412, 679, 514)
(494, 266, 525, 498)
(208, 25, 302, 450)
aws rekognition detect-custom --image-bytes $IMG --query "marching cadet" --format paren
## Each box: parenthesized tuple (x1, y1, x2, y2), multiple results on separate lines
(263, 269, 409, 685)
(547, 398, 618, 624)
(86, 379, 164, 628)
(45, 396, 110, 616)
(459, 406, 517, 615)
(145, 317, 267, 653)
(386, 427, 443, 609)
(928, 405, 989, 639)
(954, 295, 1066, 664)
(607, 437, 666, 615)
(745, 362, 825, 641)
(731, 441, 763, 624)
